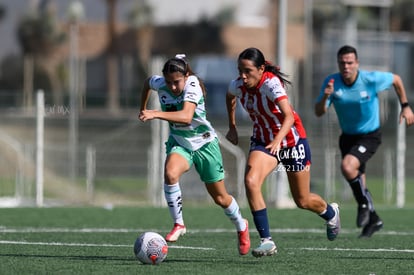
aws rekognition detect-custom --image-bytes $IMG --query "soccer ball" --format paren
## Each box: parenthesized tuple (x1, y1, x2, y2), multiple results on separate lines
(134, 232, 168, 264)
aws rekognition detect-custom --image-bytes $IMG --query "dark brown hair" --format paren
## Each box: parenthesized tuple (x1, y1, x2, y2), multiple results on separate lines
(238, 47, 291, 87)
(162, 56, 207, 97)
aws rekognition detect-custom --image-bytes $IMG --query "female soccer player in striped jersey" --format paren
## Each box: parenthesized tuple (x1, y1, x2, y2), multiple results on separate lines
(139, 54, 250, 255)
(226, 47, 340, 257)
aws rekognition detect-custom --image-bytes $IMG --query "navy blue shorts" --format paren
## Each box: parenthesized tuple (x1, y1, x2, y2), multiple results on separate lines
(249, 138, 311, 172)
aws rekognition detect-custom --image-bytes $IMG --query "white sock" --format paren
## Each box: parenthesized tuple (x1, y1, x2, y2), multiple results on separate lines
(164, 182, 184, 225)
(224, 196, 246, 231)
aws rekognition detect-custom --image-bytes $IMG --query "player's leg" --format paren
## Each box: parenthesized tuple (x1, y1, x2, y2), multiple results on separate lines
(342, 155, 383, 236)
(205, 181, 250, 255)
(341, 154, 371, 227)
(245, 149, 278, 257)
(287, 168, 340, 241)
(205, 180, 245, 231)
(340, 131, 382, 233)
(163, 141, 192, 242)
(339, 133, 371, 228)
(359, 177, 383, 237)
(196, 138, 250, 255)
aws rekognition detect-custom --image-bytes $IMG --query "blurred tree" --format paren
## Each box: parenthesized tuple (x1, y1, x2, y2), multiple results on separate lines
(390, 0, 414, 32)
(16, 0, 66, 107)
(105, 0, 120, 114)
(126, 0, 154, 102)
(0, 3, 6, 79)
(212, 5, 235, 26)
(151, 19, 225, 56)
(313, 0, 414, 34)
(312, 3, 349, 41)
(0, 55, 23, 106)
(127, 0, 152, 28)
(127, 0, 153, 67)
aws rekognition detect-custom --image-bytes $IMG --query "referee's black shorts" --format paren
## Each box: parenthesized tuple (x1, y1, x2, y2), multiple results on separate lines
(339, 129, 382, 173)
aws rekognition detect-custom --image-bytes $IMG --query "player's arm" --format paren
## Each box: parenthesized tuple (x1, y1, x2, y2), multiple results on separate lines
(140, 101, 196, 124)
(314, 97, 328, 117)
(225, 92, 238, 145)
(138, 78, 153, 122)
(393, 74, 409, 104)
(154, 101, 195, 124)
(265, 98, 294, 155)
(139, 77, 152, 112)
(315, 79, 334, 117)
(393, 74, 414, 126)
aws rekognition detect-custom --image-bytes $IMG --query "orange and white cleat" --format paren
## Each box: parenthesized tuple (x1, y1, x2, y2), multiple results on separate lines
(237, 219, 251, 255)
(165, 223, 186, 242)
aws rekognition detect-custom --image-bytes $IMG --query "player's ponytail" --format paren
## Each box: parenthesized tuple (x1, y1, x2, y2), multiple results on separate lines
(263, 60, 291, 88)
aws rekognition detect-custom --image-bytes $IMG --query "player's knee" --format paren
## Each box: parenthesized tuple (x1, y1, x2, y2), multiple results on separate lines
(164, 170, 180, 184)
(341, 162, 356, 177)
(294, 198, 309, 209)
(212, 194, 228, 207)
(244, 175, 260, 192)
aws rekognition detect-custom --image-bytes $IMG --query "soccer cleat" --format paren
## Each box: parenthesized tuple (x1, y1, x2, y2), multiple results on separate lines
(326, 203, 341, 241)
(357, 204, 370, 228)
(165, 223, 186, 242)
(251, 238, 277, 258)
(237, 219, 251, 255)
(359, 212, 383, 238)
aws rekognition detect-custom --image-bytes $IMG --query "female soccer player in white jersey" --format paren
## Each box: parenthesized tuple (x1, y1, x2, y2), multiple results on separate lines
(226, 47, 340, 257)
(139, 54, 250, 255)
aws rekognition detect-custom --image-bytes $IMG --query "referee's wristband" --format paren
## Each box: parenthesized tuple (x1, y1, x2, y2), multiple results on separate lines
(401, 102, 410, 109)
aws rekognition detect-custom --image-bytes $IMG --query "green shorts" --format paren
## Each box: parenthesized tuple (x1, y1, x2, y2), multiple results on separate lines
(165, 137, 224, 184)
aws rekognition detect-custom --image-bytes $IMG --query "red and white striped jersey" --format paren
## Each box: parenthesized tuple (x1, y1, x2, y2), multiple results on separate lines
(228, 71, 307, 148)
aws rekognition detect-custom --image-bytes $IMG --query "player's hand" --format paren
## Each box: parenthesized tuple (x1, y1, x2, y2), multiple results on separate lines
(265, 140, 280, 156)
(400, 106, 414, 126)
(139, 109, 157, 122)
(324, 79, 335, 96)
(226, 127, 238, 145)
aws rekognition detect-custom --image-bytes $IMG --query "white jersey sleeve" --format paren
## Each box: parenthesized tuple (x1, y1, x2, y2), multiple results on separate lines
(262, 77, 287, 102)
(183, 76, 202, 104)
(228, 78, 243, 97)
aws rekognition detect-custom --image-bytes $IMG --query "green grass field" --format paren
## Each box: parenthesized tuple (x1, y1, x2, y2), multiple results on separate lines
(0, 206, 413, 275)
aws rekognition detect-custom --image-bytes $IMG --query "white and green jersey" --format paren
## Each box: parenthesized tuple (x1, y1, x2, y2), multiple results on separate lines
(149, 75, 217, 151)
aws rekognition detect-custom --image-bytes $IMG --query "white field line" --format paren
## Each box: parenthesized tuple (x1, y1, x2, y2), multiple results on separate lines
(1, 227, 414, 254)
(294, 247, 414, 253)
(1, 240, 413, 254)
(0, 240, 214, 251)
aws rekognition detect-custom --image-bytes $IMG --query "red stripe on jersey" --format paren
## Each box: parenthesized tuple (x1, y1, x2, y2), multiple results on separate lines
(237, 72, 306, 148)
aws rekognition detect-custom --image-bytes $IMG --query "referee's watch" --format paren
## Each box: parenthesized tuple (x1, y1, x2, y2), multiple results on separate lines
(401, 102, 409, 109)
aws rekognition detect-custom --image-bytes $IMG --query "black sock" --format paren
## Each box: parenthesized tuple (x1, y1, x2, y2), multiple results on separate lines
(348, 175, 368, 206)
(365, 189, 375, 211)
